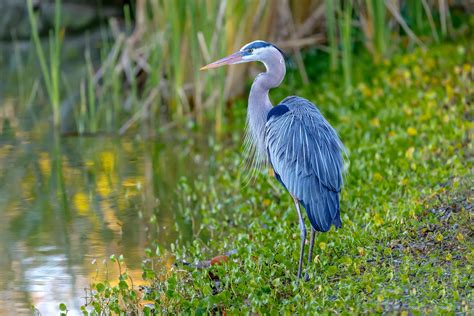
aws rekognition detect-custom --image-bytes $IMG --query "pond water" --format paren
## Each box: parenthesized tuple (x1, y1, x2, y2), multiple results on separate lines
(0, 100, 223, 314)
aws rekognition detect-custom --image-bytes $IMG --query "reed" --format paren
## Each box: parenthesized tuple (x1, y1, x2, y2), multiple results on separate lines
(373, 0, 387, 58)
(27, 0, 62, 128)
(23, 0, 464, 134)
(340, 0, 353, 91)
(325, 0, 338, 72)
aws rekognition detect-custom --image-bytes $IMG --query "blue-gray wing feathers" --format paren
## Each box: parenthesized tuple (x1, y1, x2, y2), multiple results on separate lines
(266, 96, 346, 232)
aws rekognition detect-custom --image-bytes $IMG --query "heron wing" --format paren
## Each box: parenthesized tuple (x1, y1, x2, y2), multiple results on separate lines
(265, 96, 346, 232)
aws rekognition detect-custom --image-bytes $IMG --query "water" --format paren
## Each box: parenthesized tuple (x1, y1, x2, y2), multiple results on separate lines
(0, 100, 219, 314)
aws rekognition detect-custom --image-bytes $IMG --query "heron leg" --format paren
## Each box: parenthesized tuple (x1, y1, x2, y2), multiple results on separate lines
(304, 228, 316, 281)
(292, 196, 306, 279)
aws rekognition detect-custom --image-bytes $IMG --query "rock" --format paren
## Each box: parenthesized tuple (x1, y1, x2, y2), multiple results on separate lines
(0, 0, 124, 41)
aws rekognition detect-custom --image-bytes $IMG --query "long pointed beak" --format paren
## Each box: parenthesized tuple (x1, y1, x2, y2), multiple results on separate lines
(200, 51, 244, 70)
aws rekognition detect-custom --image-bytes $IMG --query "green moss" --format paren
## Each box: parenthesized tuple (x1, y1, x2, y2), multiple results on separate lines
(79, 41, 472, 314)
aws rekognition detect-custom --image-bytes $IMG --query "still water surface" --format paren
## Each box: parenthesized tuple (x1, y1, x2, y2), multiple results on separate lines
(0, 105, 221, 314)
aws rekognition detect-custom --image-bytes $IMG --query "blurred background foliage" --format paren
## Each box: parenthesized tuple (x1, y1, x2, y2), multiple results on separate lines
(0, 0, 472, 314)
(2, 0, 471, 135)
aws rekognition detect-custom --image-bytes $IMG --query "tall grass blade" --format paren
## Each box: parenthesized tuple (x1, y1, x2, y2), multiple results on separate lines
(27, 0, 62, 128)
(339, 0, 353, 91)
(421, 0, 440, 43)
(325, 0, 338, 71)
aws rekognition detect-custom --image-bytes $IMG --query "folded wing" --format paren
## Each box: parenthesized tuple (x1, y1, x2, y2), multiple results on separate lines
(266, 96, 346, 232)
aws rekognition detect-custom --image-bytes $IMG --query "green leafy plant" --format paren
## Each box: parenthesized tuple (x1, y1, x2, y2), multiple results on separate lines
(77, 39, 473, 314)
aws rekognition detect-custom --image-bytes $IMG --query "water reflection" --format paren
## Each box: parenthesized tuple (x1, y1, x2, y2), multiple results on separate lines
(0, 104, 215, 314)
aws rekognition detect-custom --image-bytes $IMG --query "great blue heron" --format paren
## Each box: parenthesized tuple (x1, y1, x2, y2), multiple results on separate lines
(201, 40, 346, 280)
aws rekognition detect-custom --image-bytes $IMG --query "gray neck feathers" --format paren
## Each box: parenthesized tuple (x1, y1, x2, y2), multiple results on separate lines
(244, 51, 286, 169)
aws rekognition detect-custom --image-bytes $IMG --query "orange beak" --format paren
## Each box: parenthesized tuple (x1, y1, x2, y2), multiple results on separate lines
(200, 51, 244, 70)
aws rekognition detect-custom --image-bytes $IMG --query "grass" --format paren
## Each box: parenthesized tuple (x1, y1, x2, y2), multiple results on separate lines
(20, 0, 465, 135)
(26, 0, 62, 128)
(65, 39, 473, 314)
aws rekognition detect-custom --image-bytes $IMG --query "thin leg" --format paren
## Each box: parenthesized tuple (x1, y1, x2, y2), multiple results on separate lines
(292, 196, 306, 279)
(304, 228, 316, 281)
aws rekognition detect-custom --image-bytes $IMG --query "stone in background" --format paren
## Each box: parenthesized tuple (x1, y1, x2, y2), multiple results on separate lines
(0, 0, 126, 41)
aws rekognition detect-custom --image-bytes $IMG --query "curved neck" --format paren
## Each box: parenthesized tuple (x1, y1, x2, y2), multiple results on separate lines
(247, 53, 286, 158)
(248, 54, 286, 108)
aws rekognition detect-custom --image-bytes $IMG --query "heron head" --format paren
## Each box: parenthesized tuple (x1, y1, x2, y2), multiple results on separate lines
(200, 40, 285, 70)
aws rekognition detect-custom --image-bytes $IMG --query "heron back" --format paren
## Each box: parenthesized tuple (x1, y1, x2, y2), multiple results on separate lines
(266, 96, 346, 232)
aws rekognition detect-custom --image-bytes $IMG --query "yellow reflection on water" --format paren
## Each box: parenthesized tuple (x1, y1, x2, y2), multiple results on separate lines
(100, 200, 123, 234)
(97, 173, 115, 197)
(99, 151, 116, 172)
(38, 152, 51, 177)
(73, 192, 90, 216)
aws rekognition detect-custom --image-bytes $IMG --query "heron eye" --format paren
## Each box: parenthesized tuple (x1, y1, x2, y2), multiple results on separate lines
(248, 48, 254, 53)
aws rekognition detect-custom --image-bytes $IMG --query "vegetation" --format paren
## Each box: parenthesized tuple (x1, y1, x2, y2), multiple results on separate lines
(3, 0, 471, 314)
(68, 40, 473, 314)
(22, 0, 468, 134)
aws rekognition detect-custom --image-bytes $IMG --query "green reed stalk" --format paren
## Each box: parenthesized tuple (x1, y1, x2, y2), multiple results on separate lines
(27, 0, 62, 128)
(85, 52, 97, 133)
(169, 1, 185, 121)
(373, 0, 386, 57)
(340, 0, 353, 91)
(188, 0, 203, 124)
(365, 0, 386, 60)
(145, 37, 164, 129)
(78, 81, 86, 134)
(408, 0, 424, 32)
(325, 0, 338, 72)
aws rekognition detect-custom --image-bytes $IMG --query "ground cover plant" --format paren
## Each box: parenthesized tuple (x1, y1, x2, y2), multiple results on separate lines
(72, 40, 473, 314)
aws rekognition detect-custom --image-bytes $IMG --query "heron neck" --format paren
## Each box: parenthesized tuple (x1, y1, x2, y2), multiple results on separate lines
(247, 55, 286, 158)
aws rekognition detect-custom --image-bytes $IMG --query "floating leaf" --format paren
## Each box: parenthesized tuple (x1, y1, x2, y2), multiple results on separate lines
(59, 303, 67, 311)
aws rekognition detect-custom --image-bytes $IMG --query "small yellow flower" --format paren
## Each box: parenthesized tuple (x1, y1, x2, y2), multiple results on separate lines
(370, 118, 380, 127)
(373, 172, 383, 182)
(446, 84, 454, 99)
(319, 242, 326, 250)
(436, 233, 443, 242)
(403, 70, 411, 80)
(462, 63, 471, 73)
(405, 147, 415, 160)
(456, 233, 464, 241)
(407, 127, 417, 136)
(366, 284, 373, 293)
(374, 214, 384, 226)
